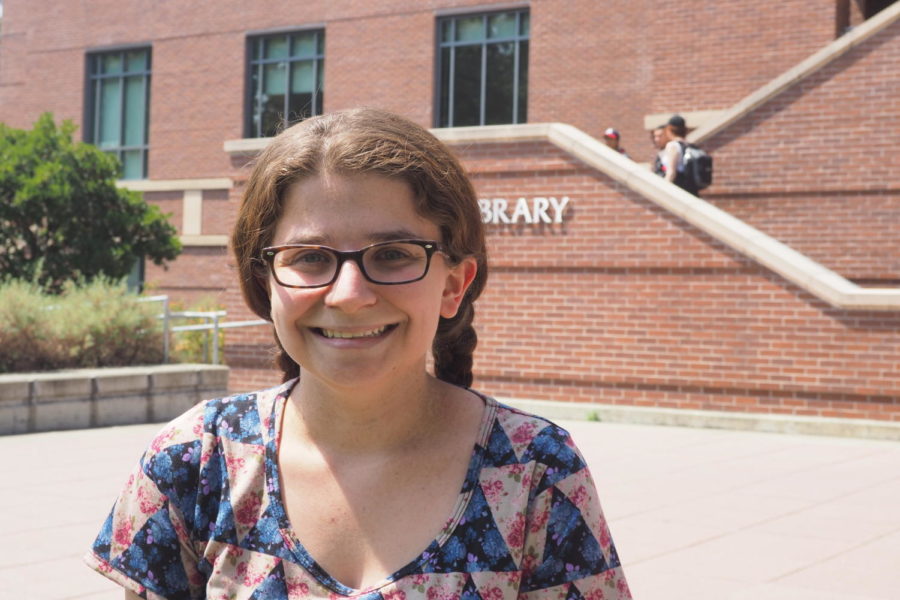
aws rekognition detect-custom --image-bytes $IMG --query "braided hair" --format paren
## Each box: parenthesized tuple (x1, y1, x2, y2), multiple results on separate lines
(231, 108, 487, 388)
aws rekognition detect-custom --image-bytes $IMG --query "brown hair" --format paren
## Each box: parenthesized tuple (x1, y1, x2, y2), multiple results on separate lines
(666, 122, 687, 138)
(231, 108, 488, 388)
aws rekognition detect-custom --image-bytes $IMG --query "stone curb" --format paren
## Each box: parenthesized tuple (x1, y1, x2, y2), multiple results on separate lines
(500, 397, 900, 441)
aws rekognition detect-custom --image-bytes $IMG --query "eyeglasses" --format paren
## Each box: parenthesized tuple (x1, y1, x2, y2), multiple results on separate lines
(261, 239, 448, 289)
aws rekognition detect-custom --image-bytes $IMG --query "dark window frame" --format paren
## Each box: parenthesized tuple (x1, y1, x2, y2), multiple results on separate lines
(244, 28, 325, 138)
(84, 45, 152, 180)
(435, 8, 529, 128)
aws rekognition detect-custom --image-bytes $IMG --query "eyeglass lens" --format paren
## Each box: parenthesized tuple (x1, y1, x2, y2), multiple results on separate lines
(271, 242, 431, 287)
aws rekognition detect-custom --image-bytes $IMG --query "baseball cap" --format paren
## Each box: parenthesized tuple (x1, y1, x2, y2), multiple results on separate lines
(603, 127, 620, 139)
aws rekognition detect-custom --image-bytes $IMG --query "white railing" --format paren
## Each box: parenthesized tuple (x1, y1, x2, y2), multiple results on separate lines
(138, 295, 268, 364)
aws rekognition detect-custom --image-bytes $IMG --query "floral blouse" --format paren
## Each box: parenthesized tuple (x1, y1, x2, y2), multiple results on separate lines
(85, 380, 631, 600)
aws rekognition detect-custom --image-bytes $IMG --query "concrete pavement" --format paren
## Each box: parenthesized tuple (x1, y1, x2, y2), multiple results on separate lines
(2, 418, 898, 599)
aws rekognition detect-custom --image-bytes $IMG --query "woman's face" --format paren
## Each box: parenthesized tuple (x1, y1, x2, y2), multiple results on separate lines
(268, 171, 476, 391)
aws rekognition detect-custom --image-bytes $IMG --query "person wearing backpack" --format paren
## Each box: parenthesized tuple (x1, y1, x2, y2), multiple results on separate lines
(661, 114, 713, 196)
(661, 115, 699, 195)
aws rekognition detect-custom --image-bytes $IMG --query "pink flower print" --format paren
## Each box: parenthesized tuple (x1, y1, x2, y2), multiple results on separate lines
(226, 456, 246, 472)
(426, 587, 460, 600)
(192, 420, 203, 436)
(507, 512, 526, 548)
(113, 520, 133, 547)
(287, 580, 309, 597)
(600, 525, 611, 550)
(482, 479, 504, 503)
(570, 485, 588, 509)
(585, 589, 606, 600)
(529, 506, 549, 533)
(235, 493, 262, 526)
(511, 422, 537, 444)
(137, 485, 159, 515)
(383, 590, 407, 600)
(482, 587, 503, 600)
(236, 560, 268, 587)
(150, 429, 175, 453)
(412, 574, 428, 586)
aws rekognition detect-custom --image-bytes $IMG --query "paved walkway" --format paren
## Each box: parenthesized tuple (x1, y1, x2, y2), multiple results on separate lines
(2, 419, 898, 599)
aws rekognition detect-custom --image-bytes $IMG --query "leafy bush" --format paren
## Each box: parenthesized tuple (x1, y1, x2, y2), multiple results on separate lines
(0, 278, 164, 372)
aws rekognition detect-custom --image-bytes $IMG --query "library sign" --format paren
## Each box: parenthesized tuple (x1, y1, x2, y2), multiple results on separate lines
(478, 196, 571, 225)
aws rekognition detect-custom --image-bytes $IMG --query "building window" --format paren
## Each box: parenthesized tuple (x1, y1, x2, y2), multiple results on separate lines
(247, 30, 324, 138)
(437, 9, 529, 127)
(86, 48, 151, 180)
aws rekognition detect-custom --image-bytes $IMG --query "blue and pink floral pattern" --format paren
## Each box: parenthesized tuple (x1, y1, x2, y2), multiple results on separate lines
(85, 380, 630, 600)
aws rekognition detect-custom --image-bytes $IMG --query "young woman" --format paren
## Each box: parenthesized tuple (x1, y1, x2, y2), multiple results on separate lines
(661, 114, 699, 196)
(85, 108, 631, 599)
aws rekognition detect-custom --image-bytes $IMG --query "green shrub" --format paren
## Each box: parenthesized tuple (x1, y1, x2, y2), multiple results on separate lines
(0, 278, 164, 372)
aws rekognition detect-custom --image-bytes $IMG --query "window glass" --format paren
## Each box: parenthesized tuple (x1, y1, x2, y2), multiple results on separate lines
(488, 13, 517, 39)
(101, 53, 122, 75)
(98, 79, 121, 148)
(485, 42, 515, 124)
(264, 36, 289, 59)
(124, 76, 145, 146)
(452, 45, 482, 127)
(248, 30, 324, 138)
(293, 31, 317, 56)
(456, 16, 484, 41)
(437, 10, 529, 127)
(125, 50, 147, 72)
(88, 47, 150, 179)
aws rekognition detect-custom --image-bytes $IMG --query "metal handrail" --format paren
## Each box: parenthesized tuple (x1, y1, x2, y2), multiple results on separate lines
(137, 295, 269, 364)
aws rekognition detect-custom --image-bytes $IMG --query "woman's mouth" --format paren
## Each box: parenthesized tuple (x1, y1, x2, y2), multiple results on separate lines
(313, 324, 397, 339)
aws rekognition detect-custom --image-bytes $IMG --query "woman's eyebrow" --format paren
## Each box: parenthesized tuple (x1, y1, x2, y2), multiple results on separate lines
(278, 229, 427, 246)
(368, 229, 425, 242)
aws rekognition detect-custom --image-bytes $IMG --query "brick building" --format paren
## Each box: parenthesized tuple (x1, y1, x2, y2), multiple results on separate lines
(1, 1, 898, 421)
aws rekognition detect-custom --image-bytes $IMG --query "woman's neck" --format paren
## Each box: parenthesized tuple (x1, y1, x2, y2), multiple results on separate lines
(285, 371, 450, 456)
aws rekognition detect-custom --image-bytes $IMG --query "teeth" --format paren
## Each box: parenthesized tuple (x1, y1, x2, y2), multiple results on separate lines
(320, 326, 387, 339)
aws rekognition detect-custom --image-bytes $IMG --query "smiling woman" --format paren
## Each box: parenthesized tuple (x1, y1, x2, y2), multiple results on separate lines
(84, 108, 631, 600)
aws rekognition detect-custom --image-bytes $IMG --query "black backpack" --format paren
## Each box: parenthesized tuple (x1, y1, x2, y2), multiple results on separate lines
(679, 141, 713, 190)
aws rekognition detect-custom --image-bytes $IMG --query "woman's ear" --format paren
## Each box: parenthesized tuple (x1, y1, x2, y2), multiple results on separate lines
(440, 257, 478, 319)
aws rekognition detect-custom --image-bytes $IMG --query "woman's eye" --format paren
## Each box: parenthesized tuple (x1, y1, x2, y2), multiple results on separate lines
(372, 246, 414, 262)
(286, 249, 332, 266)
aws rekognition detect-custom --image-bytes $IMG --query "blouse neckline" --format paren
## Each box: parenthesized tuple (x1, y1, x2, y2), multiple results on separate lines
(263, 379, 498, 596)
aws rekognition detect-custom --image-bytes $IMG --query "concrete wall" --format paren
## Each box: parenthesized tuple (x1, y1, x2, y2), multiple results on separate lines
(0, 364, 229, 435)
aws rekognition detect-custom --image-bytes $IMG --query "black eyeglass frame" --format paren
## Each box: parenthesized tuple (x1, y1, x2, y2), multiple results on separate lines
(260, 239, 450, 289)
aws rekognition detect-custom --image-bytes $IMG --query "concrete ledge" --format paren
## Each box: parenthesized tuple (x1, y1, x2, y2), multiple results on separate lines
(0, 364, 229, 435)
(500, 397, 900, 441)
(116, 178, 233, 192)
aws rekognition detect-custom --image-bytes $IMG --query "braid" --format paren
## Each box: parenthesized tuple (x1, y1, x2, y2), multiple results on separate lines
(432, 297, 477, 388)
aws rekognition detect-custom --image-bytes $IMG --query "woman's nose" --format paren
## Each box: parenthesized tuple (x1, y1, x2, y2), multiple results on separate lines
(323, 259, 378, 312)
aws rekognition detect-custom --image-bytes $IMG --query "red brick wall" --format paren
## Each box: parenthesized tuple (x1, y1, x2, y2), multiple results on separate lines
(648, 0, 837, 114)
(702, 17, 900, 281)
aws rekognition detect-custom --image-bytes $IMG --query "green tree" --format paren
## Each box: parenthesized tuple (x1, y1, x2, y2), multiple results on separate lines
(0, 113, 181, 292)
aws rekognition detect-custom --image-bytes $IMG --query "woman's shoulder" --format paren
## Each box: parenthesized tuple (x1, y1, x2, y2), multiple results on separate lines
(474, 393, 587, 476)
(143, 379, 293, 461)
